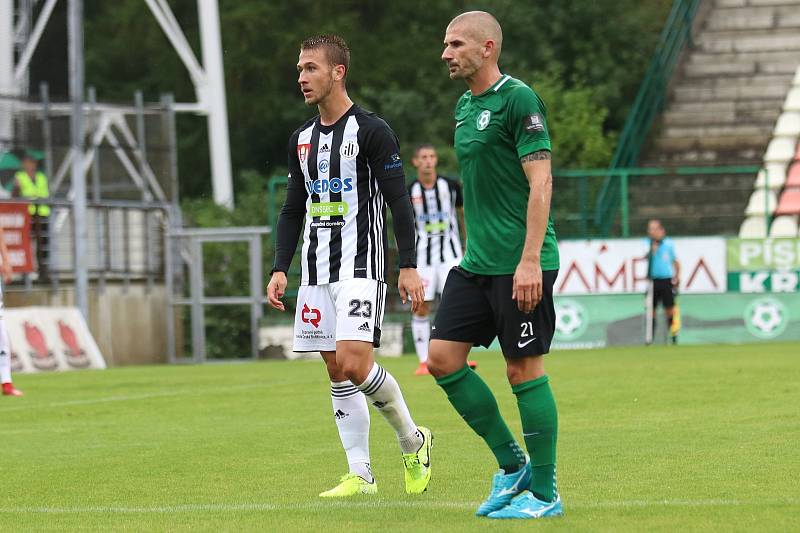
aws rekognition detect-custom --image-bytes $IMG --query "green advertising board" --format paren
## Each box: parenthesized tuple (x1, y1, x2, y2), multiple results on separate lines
(727, 239, 800, 293)
(551, 293, 800, 349)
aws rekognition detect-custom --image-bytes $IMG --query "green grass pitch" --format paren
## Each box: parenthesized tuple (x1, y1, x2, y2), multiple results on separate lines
(2, 343, 799, 531)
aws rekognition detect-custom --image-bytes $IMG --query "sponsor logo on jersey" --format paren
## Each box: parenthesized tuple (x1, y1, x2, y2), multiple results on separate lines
(309, 201, 349, 217)
(305, 176, 353, 195)
(524, 113, 545, 132)
(384, 153, 402, 170)
(301, 303, 322, 328)
(318, 159, 329, 173)
(340, 139, 359, 159)
(477, 110, 491, 131)
(297, 143, 312, 163)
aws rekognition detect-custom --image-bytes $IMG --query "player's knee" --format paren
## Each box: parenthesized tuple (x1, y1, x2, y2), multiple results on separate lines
(335, 356, 369, 384)
(323, 357, 347, 382)
(414, 301, 430, 317)
(426, 343, 452, 377)
(505, 356, 545, 385)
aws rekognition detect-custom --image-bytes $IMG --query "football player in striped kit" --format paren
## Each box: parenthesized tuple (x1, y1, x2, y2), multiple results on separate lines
(407, 144, 475, 375)
(267, 35, 433, 498)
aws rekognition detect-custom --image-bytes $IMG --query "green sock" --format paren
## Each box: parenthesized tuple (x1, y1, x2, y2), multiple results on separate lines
(436, 365, 525, 472)
(513, 375, 558, 502)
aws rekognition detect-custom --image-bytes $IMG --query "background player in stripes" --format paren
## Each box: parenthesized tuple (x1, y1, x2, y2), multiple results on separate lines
(407, 144, 475, 375)
(267, 35, 432, 498)
(427, 11, 562, 519)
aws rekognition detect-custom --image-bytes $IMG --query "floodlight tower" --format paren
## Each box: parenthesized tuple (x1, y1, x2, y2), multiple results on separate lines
(0, 0, 234, 208)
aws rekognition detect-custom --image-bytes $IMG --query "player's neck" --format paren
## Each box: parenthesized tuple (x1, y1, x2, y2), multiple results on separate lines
(466, 64, 503, 95)
(418, 172, 437, 187)
(317, 90, 353, 126)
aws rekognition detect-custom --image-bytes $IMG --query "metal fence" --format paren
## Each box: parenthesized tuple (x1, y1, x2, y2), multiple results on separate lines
(165, 226, 270, 362)
(1, 198, 175, 293)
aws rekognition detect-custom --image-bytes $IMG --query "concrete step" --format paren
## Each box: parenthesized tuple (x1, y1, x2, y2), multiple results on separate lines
(628, 212, 744, 236)
(653, 134, 767, 155)
(689, 49, 800, 65)
(668, 99, 784, 115)
(661, 123, 773, 139)
(673, 73, 792, 88)
(672, 82, 791, 102)
(696, 28, 800, 53)
(706, 5, 800, 30)
(644, 148, 763, 166)
(662, 107, 780, 126)
(717, 0, 800, 8)
(632, 173, 756, 190)
(684, 58, 798, 76)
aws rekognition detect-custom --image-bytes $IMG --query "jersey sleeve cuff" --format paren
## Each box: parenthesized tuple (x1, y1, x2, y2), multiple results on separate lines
(517, 140, 551, 159)
(398, 250, 417, 269)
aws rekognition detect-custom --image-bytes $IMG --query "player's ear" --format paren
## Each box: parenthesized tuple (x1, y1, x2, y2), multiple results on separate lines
(333, 64, 346, 82)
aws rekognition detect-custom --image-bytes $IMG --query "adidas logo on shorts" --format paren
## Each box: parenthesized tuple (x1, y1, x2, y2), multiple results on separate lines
(358, 322, 371, 332)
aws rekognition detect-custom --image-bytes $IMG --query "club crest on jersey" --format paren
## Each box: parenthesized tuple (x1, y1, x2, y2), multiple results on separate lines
(340, 140, 359, 160)
(297, 143, 312, 163)
(477, 110, 491, 131)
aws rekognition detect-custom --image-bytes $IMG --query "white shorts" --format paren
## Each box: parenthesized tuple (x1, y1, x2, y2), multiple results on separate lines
(418, 259, 461, 301)
(293, 278, 387, 352)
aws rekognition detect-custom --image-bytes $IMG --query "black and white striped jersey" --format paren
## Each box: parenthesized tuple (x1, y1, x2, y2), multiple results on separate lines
(408, 176, 464, 267)
(284, 105, 409, 286)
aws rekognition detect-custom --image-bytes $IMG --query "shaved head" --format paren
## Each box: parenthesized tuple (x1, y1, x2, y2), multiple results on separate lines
(447, 11, 503, 57)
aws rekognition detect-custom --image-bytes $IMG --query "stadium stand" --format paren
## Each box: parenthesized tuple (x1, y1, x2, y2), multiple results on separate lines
(741, 58, 800, 237)
(738, 215, 768, 238)
(745, 188, 777, 217)
(768, 215, 799, 237)
(636, 0, 800, 236)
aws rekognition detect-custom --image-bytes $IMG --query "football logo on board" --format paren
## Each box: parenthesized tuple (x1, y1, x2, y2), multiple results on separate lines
(340, 140, 359, 160)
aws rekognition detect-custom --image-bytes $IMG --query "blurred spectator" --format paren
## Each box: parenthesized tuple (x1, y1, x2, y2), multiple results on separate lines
(13, 151, 50, 281)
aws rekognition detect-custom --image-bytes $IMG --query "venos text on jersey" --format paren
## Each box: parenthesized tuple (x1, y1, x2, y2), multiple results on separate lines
(305, 177, 353, 195)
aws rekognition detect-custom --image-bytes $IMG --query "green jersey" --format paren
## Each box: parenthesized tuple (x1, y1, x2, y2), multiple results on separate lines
(454, 74, 559, 275)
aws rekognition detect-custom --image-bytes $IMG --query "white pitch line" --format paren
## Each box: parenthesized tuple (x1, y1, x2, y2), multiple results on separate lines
(1, 498, 797, 514)
(0, 379, 313, 414)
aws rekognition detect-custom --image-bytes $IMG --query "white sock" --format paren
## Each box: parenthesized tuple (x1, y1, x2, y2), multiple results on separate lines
(356, 363, 422, 454)
(411, 315, 430, 363)
(330, 381, 373, 482)
(0, 317, 11, 384)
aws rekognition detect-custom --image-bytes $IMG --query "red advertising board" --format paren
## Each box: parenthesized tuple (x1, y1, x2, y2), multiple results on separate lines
(0, 202, 34, 273)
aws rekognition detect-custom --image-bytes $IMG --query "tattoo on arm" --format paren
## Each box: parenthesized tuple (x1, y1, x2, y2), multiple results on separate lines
(520, 150, 551, 163)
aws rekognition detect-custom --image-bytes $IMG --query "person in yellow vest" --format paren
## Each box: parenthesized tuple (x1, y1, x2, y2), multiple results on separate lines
(14, 151, 50, 281)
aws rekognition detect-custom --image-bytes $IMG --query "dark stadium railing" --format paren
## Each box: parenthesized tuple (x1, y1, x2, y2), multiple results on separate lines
(267, 163, 760, 247)
(595, 0, 702, 235)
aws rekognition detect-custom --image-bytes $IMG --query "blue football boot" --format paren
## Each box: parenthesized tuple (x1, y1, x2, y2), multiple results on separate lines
(475, 456, 532, 516)
(487, 490, 564, 519)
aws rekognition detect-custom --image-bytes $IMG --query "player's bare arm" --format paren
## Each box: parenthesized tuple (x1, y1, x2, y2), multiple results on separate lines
(513, 149, 552, 313)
